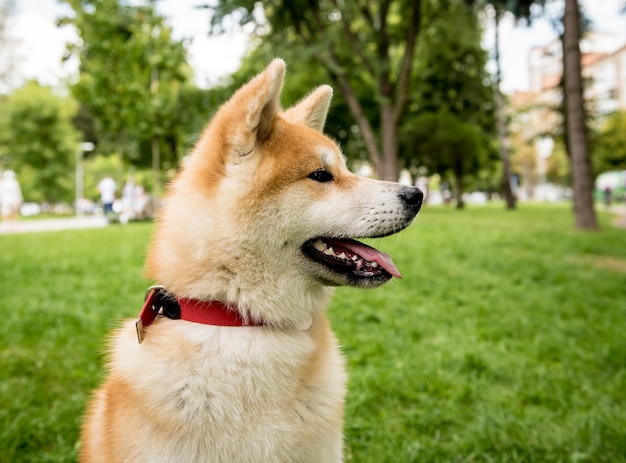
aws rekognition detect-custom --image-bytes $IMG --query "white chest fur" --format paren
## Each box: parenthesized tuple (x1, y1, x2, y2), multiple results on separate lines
(100, 316, 346, 463)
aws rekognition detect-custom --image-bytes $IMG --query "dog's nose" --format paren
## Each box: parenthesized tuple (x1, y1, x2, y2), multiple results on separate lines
(398, 186, 423, 213)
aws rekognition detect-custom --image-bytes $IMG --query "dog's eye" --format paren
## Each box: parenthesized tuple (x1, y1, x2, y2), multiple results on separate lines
(308, 169, 334, 183)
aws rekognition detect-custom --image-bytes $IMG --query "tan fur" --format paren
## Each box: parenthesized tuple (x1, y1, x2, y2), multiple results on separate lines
(80, 59, 420, 462)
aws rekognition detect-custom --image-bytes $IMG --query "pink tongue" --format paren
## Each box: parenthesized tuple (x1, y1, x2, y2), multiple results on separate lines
(326, 238, 402, 278)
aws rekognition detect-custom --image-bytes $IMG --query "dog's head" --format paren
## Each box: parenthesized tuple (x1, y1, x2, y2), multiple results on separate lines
(147, 60, 421, 322)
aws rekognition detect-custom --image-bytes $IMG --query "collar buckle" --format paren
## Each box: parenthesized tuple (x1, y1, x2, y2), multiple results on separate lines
(135, 285, 179, 343)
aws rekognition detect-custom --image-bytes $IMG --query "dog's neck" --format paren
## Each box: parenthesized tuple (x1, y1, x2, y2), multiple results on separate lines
(135, 286, 265, 343)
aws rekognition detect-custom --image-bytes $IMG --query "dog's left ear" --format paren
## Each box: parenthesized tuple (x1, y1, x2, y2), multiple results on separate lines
(283, 85, 333, 132)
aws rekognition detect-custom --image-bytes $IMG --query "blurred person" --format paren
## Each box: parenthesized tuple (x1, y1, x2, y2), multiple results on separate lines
(122, 178, 135, 213)
(97, 175, 117, 222)
(133, 185, 152, 220)
(119, 177, 136, 224)
(0, 170, 23, 221)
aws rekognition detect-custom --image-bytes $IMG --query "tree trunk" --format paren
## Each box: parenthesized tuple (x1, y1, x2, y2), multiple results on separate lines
(454, 169, 465, 210)
(493, 10, 516, 210)
(330, 71, 383, 175)
(562, 0, 599, 230)
(314, 0, 420, 182)
(380, 104, 400, 181)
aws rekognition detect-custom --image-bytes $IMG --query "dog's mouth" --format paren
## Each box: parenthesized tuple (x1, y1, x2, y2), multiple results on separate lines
(302, 237, 400, 287)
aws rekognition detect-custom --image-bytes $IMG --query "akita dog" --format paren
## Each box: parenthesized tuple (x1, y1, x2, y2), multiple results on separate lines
(80, 59, 422, 463)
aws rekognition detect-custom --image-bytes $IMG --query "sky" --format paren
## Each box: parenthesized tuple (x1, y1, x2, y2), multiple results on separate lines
(6, 0, 626, 94)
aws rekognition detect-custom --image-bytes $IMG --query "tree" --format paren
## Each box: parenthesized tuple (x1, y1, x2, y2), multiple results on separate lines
(134, 1, 191, 197)
(207, 0, 422, 181)
(493, 10, 516, 209)
(61, 0, 140, 170)
(403, 0, 495, 208)
(61, 0, 191, 196)
(200, 42, 372, 167)
(477, 0, 551, 210)
(1, 81, 78, 203)
(562, 0, 598, 230)
(411, 111, 491, 208)
(486, 4, 515, 210)
(479, 0, 600, 228)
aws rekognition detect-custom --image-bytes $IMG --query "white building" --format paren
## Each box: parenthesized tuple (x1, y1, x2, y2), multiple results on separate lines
(528, 31, 626, 113)
(511, 32, 626, 201)
(585, 43, 626, 113)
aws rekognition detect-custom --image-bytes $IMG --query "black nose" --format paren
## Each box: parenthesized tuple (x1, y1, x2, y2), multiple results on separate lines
(398, 186, 423, 213)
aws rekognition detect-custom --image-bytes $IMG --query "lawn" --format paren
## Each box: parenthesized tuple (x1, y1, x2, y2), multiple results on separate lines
(1, 204, 625, 462)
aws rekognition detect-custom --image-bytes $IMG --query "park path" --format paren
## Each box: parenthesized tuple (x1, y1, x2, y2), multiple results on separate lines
(0, 206, 624, 234)
(0, 216, 108, 234)
(610, 204, 626, 229)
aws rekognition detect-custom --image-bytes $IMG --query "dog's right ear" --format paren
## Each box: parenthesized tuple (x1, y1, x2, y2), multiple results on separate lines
(283, 85, 333, 132)
(220, 59, 286, 156)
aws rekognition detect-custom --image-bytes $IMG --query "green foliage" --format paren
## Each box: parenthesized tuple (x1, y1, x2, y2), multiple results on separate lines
(61, 0, 192, 167)
(593, 111, 626, 175)
(80, 153, 158, 204)
(409, 111, 489, 173)
(477, 0, 548, 23)
(62, 0, 138, 137)
(209, 0, 501, 182)
(546, 138, 571, 185)
(207, 0, 425, 180)
(166, 85, 219, 160)
(1, 205, 625, 461)
(206, 44, 370, 163)
(413, 1, 494, 126)
(0, 81, 79, 203)
(403, 0, 496, 204)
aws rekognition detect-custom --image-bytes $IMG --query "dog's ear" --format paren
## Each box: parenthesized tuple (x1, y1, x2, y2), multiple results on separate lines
(244, 59, 285, 143)
(283, 85, 333, 132)
(217, 59, 285, 155)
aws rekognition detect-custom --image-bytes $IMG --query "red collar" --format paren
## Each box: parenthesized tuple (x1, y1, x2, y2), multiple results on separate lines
(135, 286, 263, 343)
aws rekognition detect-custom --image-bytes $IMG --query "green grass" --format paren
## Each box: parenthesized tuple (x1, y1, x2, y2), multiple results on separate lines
(1, 204, 625, 462)
(0, 224, 151, 462)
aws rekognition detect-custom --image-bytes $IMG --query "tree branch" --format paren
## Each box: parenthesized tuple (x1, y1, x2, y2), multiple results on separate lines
(329, 0, 377, 79)
(284, 2, 383, 172)
(393, 0, 421, 122)
(314, 49, 383, 171)
(374, 0, 394, 112)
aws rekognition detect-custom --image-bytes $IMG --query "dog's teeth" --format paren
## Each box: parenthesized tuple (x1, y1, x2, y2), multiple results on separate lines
(313, 239, 326, 252)
(351, 255, 358, 261)
(338, 252, 347, 260)
(371, 262, 379, 268)
(324, 247, 336, 256)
